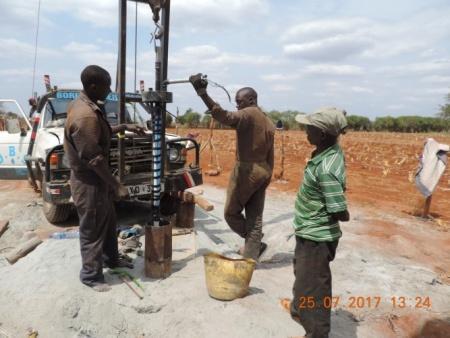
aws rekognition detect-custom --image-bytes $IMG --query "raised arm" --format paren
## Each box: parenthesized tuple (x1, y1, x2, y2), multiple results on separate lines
(189, 73, 245, 128)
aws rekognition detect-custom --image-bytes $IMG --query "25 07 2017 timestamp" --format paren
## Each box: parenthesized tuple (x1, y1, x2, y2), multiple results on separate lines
(298, 296, 432, 309)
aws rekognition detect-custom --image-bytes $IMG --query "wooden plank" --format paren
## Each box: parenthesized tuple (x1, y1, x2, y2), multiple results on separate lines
(4, 236, 43, 264)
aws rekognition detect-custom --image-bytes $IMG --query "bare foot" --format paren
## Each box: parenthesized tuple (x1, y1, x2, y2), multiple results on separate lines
(90, 282, 111, 292)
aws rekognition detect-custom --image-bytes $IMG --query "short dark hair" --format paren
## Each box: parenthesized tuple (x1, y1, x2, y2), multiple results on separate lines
(80, 65, 111, 89)
(237, 87, 258, 100)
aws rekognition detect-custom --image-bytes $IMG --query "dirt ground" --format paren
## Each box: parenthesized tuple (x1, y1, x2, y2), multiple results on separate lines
(0, 130, 449, 337)
(178, 128, 450, 227)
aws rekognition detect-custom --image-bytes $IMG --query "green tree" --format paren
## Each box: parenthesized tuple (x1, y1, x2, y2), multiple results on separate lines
(438, 93, 450, 119)
(165, 113, 173, 127)
(346, 115, 372, 131)
(201, 114, 211, 128)
(182, 108, 201, 128)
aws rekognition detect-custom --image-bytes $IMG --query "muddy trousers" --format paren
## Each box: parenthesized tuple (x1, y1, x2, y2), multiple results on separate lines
(224, 162, 271, 260)
(71, 177, 119, 286)
(290, 237, 339, 338)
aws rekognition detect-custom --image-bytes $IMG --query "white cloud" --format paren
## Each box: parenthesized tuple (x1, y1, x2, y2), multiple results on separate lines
(284, 36, 372, 61)
(282, 18, 369, 42)
(351, 86, 374, 93)
(162, 44, 274, 80)
(62, 41, 116, 70)
(425, 87, 450, 95)
(386, 104, 405, 110)
(281, 9, 450, 61)
(377, 59, 450, 76)
(261, 73, 300, 82)
(172, 0, 269, 32)
(303, 64, 364, 76)
(0, 68, 33, 77)
(63, 42, 99, 54)
(0, 38, 57, 59)
(271, 84, 296, 92)
(2, 0, 269, 30)
(421, 75, 450, 83)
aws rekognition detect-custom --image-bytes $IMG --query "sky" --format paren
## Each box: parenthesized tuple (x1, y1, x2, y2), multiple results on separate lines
(0, 0, 449, 119)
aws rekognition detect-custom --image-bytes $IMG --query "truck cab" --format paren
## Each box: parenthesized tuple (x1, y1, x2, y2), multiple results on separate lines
(0, 100, 32, 179)
(1, 90, 202, 223)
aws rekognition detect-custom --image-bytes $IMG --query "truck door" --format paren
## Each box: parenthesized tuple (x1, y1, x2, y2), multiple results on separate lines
(0, 100, 32, 178)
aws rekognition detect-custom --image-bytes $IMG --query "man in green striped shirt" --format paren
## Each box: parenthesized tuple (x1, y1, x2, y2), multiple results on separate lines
(282, 107, 349, 338)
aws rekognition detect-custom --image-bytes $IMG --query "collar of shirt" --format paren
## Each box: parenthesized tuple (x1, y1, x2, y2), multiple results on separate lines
(309, 143, 340, 165)
(79, 91, 103, 114)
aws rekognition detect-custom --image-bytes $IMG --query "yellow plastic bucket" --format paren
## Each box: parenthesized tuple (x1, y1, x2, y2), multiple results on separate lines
(203, 252, 256, 301)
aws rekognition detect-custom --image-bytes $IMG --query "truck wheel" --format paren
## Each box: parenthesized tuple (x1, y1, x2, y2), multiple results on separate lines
(43, 201, 72, 224)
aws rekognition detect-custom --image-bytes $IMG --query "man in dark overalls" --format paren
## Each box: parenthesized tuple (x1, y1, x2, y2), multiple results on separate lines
(64, 65, 145, 291)
(189, 74, 275, 260)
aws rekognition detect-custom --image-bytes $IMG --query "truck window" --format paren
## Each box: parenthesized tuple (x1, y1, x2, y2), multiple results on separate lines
(0, 101, 30, 133)
(43, 97, 147, 128)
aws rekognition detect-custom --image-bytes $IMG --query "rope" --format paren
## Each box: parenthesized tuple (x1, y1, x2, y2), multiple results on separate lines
(31, 0, 41, 97)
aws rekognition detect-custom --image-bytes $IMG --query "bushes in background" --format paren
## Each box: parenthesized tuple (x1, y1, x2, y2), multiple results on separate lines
(171, 108, 450, 133)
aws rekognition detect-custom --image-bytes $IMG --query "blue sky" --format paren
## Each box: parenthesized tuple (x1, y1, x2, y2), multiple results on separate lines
(1, 0, 449, 119)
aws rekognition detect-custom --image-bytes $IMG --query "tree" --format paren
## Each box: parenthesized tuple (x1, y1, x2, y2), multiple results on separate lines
(182, 108, 201, 128)
(201, 114, 211, 128)
(346, 115, 372, 131)
(438, 93, 450, 119)
(165, 113, 173, 127)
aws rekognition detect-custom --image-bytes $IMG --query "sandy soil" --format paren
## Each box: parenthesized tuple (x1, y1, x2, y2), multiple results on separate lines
(177, 129, 450, 227)
(0, 179, 449, 337)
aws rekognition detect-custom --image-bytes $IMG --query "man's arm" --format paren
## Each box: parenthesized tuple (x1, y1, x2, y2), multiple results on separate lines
(70, 117, 125, 196)
(189, 73, 244, 128)
(111, 124, 146, 136)
(267, 141, 274, 172)
(210, 104, 246, 128)
(317, 171, 349, 222)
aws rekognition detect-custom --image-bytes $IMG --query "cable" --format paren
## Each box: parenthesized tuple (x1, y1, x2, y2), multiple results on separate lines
(31, 0, 41, 97)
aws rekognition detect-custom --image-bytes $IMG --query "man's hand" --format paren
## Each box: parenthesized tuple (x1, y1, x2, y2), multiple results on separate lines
(331, 210, 350, 222)
(112, 177, 129, 200)
(125, 124, 147, 136)
(189, 73, 208, 95)
(113, 182, 129, 201)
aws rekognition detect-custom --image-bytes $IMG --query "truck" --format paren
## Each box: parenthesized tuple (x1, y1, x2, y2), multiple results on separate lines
(0, 89, 202, 223)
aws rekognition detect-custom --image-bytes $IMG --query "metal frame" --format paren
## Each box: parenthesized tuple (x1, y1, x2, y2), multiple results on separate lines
(118, 0, 171, 227)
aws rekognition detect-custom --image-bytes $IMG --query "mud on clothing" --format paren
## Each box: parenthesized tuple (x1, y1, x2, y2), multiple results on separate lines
(211, 105, 275, 260)
(64, 91, 118, 285)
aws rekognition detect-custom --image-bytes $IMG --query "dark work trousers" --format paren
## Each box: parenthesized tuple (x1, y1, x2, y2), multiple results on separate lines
(70, 176, 118, 286)
(290, 236, 339, 338)
(224, 161, 272, 260)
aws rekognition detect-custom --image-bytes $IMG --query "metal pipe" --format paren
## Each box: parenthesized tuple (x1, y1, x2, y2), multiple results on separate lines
(163, 79, 190, 85)
(118, 0, 127, 182)
(160, 0, 170, 179)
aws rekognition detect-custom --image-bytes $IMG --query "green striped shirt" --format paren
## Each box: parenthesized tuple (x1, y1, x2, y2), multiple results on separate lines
(293, 144, 347, 242)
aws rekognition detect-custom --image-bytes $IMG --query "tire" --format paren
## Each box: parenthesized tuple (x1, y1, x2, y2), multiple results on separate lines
(43, 200, 72, 224)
